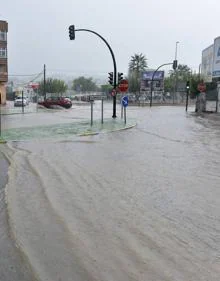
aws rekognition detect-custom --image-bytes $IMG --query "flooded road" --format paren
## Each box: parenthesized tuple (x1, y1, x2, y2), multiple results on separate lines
(1, 104, 220, 281)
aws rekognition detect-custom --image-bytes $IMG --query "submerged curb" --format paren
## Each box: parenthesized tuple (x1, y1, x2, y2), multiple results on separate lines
(78, 132, 99, 136)
(78, 122, 137, 136)
(0, 139, 7, 144)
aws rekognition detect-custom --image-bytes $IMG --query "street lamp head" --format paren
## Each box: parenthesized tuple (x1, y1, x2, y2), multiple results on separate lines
(174, 41, 180, 60)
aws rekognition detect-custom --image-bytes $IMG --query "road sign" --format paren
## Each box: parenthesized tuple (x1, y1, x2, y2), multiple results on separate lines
(122, 96, 128, 107)
(118, 79, 129, 93)
(197, 82, 206, 93)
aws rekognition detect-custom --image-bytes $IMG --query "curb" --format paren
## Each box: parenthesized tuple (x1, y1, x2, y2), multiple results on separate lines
(77, 122, 137, 136)
(78, 132, 99, 136)
(0, 139, 7, 144)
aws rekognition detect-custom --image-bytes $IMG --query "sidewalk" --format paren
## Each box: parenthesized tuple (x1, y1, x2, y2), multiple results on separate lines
(0, 150, 8, 189)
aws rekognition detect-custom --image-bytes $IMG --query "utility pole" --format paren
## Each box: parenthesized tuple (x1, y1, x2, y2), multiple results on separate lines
(43, 64, 46, 101)
(185, 81, 190, 112)
(199, 63, 201, 80)
(173, 41, 179, 104)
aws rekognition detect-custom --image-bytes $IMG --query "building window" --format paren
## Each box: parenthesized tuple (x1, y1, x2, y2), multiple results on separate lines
(0, 48, 7, 58)
(0, 64, 6, 73)
(0, 31, 7, 41)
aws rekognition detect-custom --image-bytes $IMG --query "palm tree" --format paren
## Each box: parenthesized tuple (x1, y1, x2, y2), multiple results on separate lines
(129, 53, 148, 74)
(128, 53, 148, 97)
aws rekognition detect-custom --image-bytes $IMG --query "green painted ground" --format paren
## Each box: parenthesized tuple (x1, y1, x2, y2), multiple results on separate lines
(1, 119, 136, 141)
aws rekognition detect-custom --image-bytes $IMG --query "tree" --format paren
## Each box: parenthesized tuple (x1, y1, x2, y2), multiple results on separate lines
(99, 84, 113, 99)
(189, 73, 200, 98)
(39, 78, 68, 96)
(128, 53, 148, 95)
(169, 64, 191, 80)
(72, 76, 98, 92)
(164, 76, 174, 93)
(164, 64, 192, 93)
(129, 53, 148, 74)
(128, 73, 140, 93)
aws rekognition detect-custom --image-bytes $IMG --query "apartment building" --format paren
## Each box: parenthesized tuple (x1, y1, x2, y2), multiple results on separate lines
(201, 36, 220, 83)
(0, 20, 8, 105)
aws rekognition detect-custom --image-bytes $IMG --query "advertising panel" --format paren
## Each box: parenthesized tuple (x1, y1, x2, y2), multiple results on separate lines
(212, 37, 220, 78)
(142, 71, 164, 80)
(140, 70, 164, 91)
(201, 44, 213, 82)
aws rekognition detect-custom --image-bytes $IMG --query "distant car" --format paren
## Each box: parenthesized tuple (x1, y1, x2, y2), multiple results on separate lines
(14, 96, 28, 107)
(24, 96, 30, 104)
(38, 97, 72, 109)
(138, 96, 146, 101)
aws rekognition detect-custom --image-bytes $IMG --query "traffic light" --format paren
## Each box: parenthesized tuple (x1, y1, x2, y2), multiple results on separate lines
(173, 59, 178, 70)
(118, 72, 123, 84)
(69, 25, 75, 40)
(186, 81, 190, 92)
(108, 72, 113, 85)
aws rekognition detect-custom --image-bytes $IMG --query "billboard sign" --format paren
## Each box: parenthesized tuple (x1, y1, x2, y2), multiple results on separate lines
(142, 71, 164, 80)
(201, 44, 213, 82)
(212, 37, 220, 78)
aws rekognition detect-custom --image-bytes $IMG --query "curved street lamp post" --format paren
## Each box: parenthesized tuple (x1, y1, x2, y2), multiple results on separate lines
(150, 63, 173, 107)
(69, 26, 118, 118)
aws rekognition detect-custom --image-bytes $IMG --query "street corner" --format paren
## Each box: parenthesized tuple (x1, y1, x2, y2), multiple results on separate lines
(77, 131, 99, 136)
(0, 138, 7, 144)
(77, 119, 137, 136)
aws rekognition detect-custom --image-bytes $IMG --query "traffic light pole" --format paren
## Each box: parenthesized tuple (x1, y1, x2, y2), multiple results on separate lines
(150, 63, 172, 107)
(185, 89, 189, 112)
(43, 64, 46, 101)
(74, 28, 117, 118)
(185, 82, 190, 112)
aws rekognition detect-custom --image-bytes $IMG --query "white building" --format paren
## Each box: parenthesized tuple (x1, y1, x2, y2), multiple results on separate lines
(201, 36, 220, 82)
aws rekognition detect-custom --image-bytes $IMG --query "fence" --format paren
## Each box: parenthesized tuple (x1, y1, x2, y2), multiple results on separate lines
(205, 89, 218, 112)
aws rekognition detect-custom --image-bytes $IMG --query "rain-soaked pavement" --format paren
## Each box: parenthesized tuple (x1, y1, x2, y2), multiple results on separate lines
(0, 101, 220, 281)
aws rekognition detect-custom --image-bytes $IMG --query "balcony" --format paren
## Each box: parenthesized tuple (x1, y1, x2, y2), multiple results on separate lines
(0, 58, 7, 64)
(0, 72, 8, 82)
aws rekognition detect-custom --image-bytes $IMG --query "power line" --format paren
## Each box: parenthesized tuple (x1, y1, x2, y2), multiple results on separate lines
(29, 71, 43, 82)
(8, 73, 43, 77)
(10, 71, 44, 88)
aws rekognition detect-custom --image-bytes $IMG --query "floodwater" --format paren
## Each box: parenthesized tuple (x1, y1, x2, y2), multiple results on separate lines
(1, 103, 220, 281)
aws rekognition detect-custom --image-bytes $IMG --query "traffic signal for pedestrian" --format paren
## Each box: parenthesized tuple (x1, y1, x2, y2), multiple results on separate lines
(186, 81, 190, 89)
(173, 60, 178, 70)
(186, 81, 190, 92)
(69, 25, 75, 40)
(118, 72, 123, 84)
(108, 72, 113, 85)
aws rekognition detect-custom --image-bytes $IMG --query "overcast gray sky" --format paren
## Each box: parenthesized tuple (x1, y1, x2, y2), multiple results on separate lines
(1, 0, 220, 79)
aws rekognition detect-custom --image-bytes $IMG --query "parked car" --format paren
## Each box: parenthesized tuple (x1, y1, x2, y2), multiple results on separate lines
(38, 97, 72, 109)
(14, 96, 28, 107)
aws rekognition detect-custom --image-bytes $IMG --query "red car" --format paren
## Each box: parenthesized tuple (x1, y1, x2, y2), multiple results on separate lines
(38, 97, 72, 109)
